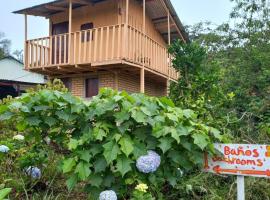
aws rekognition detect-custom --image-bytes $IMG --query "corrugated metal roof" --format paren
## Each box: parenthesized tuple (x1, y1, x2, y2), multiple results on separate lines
(0, 57, 45, 84)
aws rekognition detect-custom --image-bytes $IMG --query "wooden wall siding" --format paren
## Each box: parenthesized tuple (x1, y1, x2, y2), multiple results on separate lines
(50, 0, 118, 33)
(119, 0, 166, 45)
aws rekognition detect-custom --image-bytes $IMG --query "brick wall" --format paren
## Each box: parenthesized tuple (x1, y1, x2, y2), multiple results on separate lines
(65, 71, 167, 98)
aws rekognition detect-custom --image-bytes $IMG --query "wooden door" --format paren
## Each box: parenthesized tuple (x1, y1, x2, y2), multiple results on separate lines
(85, 78, 99, 98)
(52, 21, 69, 64)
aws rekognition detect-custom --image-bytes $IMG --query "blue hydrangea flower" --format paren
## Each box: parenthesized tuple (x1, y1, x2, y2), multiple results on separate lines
(136, 150, 161, 173)
(25, 166, 41, 179)
(0, 145, 10, 153)
(99, 190, 117, 200)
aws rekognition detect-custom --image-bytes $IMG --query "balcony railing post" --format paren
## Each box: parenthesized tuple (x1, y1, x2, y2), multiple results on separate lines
(68, 0, 72, 64)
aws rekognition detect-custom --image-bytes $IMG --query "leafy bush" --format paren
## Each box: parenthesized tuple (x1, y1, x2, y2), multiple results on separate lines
(0, 87, 223, 199)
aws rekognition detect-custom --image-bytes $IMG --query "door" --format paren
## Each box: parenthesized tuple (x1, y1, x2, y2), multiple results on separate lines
(52, 21, 69, 64)
(85, 78, 99, 98)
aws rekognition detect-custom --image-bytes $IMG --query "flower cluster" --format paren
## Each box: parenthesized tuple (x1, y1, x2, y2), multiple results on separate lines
(136, 150, 161, 173)
(13, 134, 25, 141)
(0, 145, 9, 153)
(135, 183, 148, 193)
(99, 190, 117, 200)
(25, 166, 41, 179)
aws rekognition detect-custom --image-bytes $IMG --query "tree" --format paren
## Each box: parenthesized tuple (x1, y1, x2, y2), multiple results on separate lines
(0, 32, 11, 58)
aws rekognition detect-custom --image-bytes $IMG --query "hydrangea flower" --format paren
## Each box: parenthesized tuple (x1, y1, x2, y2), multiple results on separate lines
(136, 150, 161, 173)
(0, 145, 10, 153)
(25, 166, 41, 179)
(13, 134, 25, 141)
(99, 190, 117, 200)
(135, 183, 148, 193)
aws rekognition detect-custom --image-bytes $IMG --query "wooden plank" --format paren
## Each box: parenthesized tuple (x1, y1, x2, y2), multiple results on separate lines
(68, 0, 72, 64)
(99, 27, 104, 61)
(117, 25, 121, 59)
(93, 28, 98, 62)
(40, 39, 44, 66)
(35, 40, 38, 67)
(78, 31, 82, 63)
(111, 26, 115, 59)
(59, 35, 62, 64)
(49, 36, 52, 65)
(89, 30, 92, 62)
(54, 36, 57, 65)
(105, 26, 109, 60)
(84, 30, 87, 62)
(64, 34, 67, 64)
(74, 33, 77, 64)
(24, 14, 28, 68)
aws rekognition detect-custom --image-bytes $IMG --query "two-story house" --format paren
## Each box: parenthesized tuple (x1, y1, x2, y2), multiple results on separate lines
(14, 0, 188, 98)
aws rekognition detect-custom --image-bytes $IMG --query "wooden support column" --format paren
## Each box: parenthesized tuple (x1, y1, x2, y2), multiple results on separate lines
(68, 0, 72, 64)
(140, 0, 145, 93)
(24, 14, 28, 69)
(124, 0, 129, 59)
(167, 10, 171, 96)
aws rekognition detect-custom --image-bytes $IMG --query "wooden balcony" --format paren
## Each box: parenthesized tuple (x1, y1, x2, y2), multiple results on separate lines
(25, 24, 178, 80)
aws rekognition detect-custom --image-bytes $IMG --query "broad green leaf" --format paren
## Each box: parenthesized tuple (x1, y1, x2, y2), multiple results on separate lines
(0, 111, 14, 121)
(183, 109, 196, 118)
(26, 116, 41, 126)
(210, 127, 222, 140)
(133, 141, 147, 158)
(66, 174, 78, 191)
(103, 141, 120, 164)
(158, 137, 174, 153)
(0, 188, 12, 199)
(89, 174, 103, 187)
(79, 150, 91, 162)
(44, 116, 57, 127)
(103, 174, 115, 187)
(94, 157, 107, 173)
(177, 125, 189, 136)
(119, 136, 134, 157)
(63, 158, 76, 173)
(93, 127, 107, 141)
(166, 113, 178, 122)
(131, 109, 147, 123)
(75, 162, 91, 181)
(192, 133, 209, 150)
(114, 111, 130, 124)
(116, 155, 133, 176)
(68, 139, 79, 150)
(171, 128, 180, 143)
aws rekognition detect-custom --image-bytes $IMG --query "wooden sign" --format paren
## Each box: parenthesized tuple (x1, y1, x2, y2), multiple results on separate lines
(204, 144, 270, 178)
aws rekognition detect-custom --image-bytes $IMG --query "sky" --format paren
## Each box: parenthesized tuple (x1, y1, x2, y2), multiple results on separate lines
(0, 0, 233, 53)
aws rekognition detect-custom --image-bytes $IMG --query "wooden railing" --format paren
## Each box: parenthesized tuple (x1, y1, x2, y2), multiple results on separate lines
(25, 24, 178, 80)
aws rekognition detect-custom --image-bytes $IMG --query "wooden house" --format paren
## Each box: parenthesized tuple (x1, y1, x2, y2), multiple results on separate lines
(14, 0, 188, 98)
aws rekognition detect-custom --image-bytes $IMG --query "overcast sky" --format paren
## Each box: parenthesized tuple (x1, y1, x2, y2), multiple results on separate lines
(0, 0, 233, 53)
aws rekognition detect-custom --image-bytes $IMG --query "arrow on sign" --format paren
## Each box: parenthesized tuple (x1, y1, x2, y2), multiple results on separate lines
(213, 165, 270, 176)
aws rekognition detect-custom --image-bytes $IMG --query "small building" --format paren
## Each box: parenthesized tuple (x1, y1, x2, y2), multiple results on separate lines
(14, 0, 188, 98)
(0, 56, 46, 99)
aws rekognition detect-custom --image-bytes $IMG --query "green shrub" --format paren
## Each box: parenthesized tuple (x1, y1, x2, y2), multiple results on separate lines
(0, 88, 224, 199)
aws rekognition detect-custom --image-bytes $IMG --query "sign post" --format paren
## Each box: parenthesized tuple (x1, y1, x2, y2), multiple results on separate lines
(237, 176, 245, 200)
(204, 144, 270, 199)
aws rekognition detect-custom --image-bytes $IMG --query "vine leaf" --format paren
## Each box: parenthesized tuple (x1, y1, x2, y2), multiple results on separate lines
(103, 141, 120, 164)
(75, 162, 91, 181)
(116, 155, 133, 176)
(63, 158, 76, 173)
(119, 136, 134, 157)
(192, 133, 209, 150)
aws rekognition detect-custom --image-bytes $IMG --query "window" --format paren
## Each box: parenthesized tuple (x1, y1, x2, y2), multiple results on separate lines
(85, 78, 99, 98)
(61, 78, 72, 91)
(81, 23, 94, 42)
